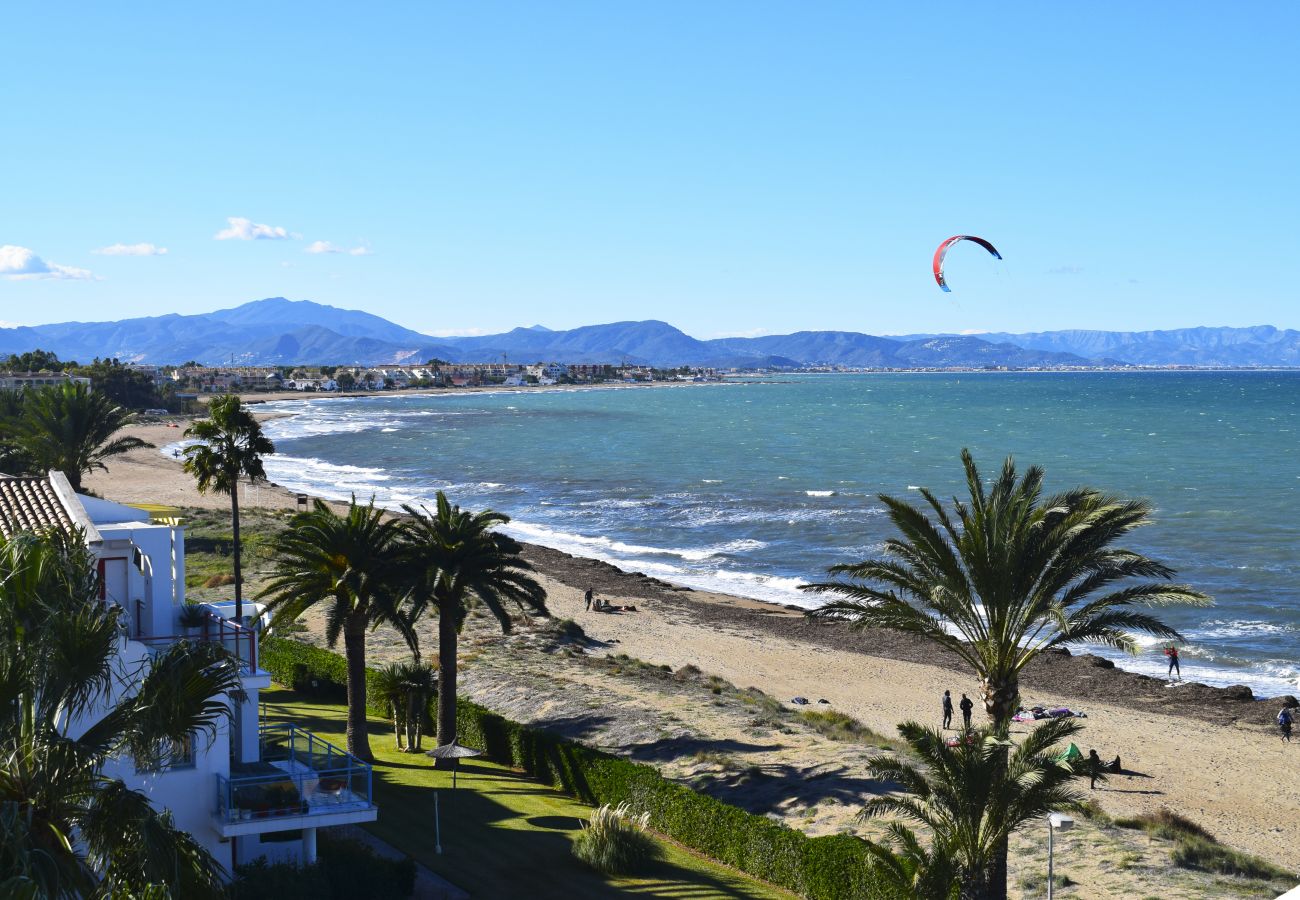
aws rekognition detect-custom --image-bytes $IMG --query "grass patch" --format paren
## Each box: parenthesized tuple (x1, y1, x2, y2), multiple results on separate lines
(1017, 871, 1075, 891)
(260, 686, 796, 899)
(1114, 808, 1215, 842)
(1170, 837, 1294, 881)
(1074, 798, 1113, 827)
(1113, 807, 1294, 883)
(798, 709, 895, 749)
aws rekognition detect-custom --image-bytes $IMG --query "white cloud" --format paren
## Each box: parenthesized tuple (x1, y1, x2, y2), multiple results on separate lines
(0, 320, 22, 328)
(305, 240, 371, 256)
(0, 245, 96, 281)
(709, 327, 769, 339)
(214, 217, 296, 241)
(93, 242, 168, 256)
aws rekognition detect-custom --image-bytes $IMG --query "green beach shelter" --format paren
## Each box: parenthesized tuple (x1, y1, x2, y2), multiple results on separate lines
(1056, 742, 1083, 764)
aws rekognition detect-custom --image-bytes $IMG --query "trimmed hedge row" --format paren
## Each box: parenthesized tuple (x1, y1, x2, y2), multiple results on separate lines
(261, 636, 391, 717)
(259, 636, 880, 899)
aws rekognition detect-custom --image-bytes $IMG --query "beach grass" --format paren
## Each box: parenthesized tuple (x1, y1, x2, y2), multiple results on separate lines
(1111, 808, 1294, 883)
(259, 685, 796, 900)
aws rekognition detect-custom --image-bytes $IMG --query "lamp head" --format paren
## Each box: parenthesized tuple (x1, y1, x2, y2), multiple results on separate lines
(1049, 813, 1074, 831)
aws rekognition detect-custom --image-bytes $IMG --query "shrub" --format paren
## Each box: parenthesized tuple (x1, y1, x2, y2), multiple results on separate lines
(231, 833, 415, 899)
(203, 573, 236, 588)
(572, 802, 659, 875)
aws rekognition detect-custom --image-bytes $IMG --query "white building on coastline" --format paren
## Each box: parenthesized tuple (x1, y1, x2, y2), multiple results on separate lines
(0, 472, 377, 875)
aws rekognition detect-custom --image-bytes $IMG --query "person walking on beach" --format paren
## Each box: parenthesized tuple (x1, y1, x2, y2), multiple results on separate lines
(1088, 749, 1102, 790)
(1279, 706, 1294, 743)
(1165, 644, 1181, 681)
(959, 693, 974, 732)
(942, 690, 954, 730)
(584, 588, 593, 611)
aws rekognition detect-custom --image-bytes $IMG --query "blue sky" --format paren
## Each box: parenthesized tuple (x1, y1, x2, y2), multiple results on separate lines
(2, 3, 1296, 338)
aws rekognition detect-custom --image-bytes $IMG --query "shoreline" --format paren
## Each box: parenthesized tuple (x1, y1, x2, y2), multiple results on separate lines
(137, 395, 1296, 710)
(84, 414, 1300, 867)
(228, 388, 1297, 704)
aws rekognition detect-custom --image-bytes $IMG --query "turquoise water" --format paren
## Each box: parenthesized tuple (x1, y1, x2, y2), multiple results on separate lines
(247, 373, 1300, 697)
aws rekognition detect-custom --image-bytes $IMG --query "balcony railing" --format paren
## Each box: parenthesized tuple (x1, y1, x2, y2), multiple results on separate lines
(216, 724, 373, 825)
(134, 612, 259, 673)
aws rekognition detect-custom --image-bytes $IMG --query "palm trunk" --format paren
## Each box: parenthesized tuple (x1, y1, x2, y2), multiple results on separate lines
(343, 624, 375, 762)
(436, 608, 458, 747)
(406, 688, 419, 751)
(970, 673, 1017, 900)
(230, 484, 243, 621)
(980, 674, 1019, 735)
(392, 701, 403, 750)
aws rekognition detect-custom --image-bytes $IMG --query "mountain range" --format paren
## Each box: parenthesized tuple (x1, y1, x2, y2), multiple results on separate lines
(4, 297, 1300, 369)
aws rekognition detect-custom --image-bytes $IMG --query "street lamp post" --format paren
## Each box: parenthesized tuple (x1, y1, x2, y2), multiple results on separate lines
(1047, 812, 1074, 899)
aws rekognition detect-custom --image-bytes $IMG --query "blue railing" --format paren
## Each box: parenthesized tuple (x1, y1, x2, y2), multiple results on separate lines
(215, 724, 373, 825)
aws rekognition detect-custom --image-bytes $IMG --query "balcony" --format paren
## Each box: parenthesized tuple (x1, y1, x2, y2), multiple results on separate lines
(215, 724, 377, 837)
(135, 609, 267, 684)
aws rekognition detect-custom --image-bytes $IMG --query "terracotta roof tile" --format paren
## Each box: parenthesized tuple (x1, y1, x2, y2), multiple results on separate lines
(0, 475, 77, 539)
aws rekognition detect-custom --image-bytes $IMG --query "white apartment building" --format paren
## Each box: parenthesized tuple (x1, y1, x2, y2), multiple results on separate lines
(0, 472, 377, 875)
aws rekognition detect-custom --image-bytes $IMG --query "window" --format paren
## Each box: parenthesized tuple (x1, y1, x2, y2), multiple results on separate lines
(135, 733, 197, 773)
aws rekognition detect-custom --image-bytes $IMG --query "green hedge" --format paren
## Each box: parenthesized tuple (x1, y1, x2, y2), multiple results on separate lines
(260, 636, 381, 714)
(259, 636, 879, 899)
(232, 832, 416, 899)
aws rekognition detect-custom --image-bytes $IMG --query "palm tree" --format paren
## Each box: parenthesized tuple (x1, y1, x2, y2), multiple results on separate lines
(862, 719, 1085, 900)
(863, 822, 960, 900)
(183, 394, 275, 621)
(371, 663, 410, 750)
(803, 449, 1209, 729)
(259, 499, 405, 762)
(14, 381, 153, 491)
(398, 493, 548, 747)
(0, 529, 243, 896)
(398, 660, 437, 752)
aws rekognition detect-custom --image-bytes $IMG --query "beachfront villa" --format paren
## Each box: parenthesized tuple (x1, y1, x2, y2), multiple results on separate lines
(0, 472, 378, 875)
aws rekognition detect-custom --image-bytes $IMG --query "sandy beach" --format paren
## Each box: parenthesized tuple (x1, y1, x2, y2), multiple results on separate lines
(86, 411, 1300, 873)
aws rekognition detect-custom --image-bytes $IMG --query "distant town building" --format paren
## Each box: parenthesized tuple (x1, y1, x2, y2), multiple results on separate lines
(0, 372, 92, 392)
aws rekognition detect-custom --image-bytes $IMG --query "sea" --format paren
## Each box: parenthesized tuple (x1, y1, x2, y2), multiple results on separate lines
(223, 373, 1300, 698)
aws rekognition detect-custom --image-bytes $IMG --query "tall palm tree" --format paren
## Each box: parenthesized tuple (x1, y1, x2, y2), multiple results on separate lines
(861, 719, 1085, 900)
(398, 493, 548, 747)
(0, 529, 243, 897)
(14, 381, 153, 491)
(803, 449, 1209, 728)
(259, 499, 406, 762)
(183, 394, 275, 621)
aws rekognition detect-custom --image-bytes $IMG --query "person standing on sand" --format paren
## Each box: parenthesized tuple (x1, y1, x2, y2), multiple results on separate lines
(1279, 706, 1294, 743)
(1166, 644, 1181, 680)
(942, 690, 954, 730)
(1088, 749, 1102, 790)
(959, 693, 973, 731)
(584, 588, 593, 611)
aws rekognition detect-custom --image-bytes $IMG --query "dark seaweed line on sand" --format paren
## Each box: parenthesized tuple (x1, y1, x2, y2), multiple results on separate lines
(519, 543, 1292, 731)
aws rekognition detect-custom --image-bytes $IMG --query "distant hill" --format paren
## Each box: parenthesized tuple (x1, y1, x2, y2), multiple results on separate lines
(3, 297, 1297, 369)
(969, 326, 1300, 368)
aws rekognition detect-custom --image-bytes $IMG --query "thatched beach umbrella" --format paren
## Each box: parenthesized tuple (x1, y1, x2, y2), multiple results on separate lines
(425, 742, 483, 788)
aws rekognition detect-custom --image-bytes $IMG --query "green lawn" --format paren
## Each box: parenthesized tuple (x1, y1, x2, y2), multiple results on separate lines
(261, 687, 796, 900)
